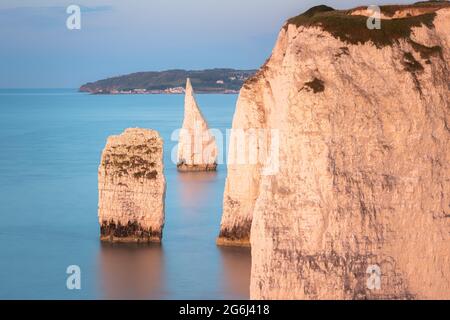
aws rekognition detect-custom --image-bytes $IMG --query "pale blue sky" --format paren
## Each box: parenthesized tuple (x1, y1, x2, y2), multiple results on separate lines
(0, 0, 413, 88)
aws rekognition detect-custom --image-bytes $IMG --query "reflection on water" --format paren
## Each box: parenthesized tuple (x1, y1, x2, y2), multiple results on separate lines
(98, 243, 165, 299)
(177, 171, 218, 208)
(218, 246, 252, 299)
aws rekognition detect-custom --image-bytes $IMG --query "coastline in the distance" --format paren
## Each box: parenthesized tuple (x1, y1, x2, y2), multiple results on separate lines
(79, 68, 256, 94)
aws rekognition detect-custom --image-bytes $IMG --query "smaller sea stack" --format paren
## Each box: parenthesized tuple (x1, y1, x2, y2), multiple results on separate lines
(177, 78, 218, 172)
(98, 128, 165, 243)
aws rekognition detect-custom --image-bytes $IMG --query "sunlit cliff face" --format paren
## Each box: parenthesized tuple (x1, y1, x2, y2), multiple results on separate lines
(219, 2, 450, 299)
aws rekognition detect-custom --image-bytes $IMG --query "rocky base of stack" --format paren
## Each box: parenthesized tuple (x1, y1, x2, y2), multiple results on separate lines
(216, 221, 252, 247)
(100, 220, 162, 243)
(177, 162, 217, 172)
(216, 237, 250, 247)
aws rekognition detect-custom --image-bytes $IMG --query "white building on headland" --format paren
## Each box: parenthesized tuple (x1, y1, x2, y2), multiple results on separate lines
(163, 87, 185, 94)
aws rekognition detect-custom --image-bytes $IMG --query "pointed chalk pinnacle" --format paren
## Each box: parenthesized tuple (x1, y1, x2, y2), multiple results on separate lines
(177, 78, 218, 172)
(186, 77, 193, 94)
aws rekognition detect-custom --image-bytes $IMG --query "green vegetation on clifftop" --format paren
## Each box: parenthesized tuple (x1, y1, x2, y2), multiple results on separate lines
(286, 2, 450, 47)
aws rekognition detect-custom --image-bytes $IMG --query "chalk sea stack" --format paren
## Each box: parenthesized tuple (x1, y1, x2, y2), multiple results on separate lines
(98, 128, 165, 243)
(177, 78, 218, 172)
(221, 2, 450, 299)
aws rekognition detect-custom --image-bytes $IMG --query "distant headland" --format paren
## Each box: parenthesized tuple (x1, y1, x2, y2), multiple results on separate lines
(79, 68, 257, 94)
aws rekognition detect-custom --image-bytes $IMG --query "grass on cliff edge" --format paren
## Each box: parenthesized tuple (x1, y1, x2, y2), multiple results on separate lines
(354, 1, 450, 17)
(286, 2, 449, 48)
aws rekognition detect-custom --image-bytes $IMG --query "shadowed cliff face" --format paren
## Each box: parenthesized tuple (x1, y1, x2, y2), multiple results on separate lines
(221, 3, 450, 299)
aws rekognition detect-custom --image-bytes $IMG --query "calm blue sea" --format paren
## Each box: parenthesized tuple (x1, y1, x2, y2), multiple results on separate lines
(0, 89, 250, 299)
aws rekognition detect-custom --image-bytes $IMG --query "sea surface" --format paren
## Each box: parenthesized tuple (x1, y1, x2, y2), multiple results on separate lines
(0, 89, 250, 299)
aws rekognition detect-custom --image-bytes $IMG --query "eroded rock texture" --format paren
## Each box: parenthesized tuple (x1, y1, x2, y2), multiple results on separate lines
(222, 3, 450, 299)
(177, 78, 218, 172)
(98, 128, 165, 243)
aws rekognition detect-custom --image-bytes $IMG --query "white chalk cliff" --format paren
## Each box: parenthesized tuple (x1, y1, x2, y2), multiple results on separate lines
(177, 78, 218, 171)
(220, 3, 450, 299)
(98, 128, 165, 243)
